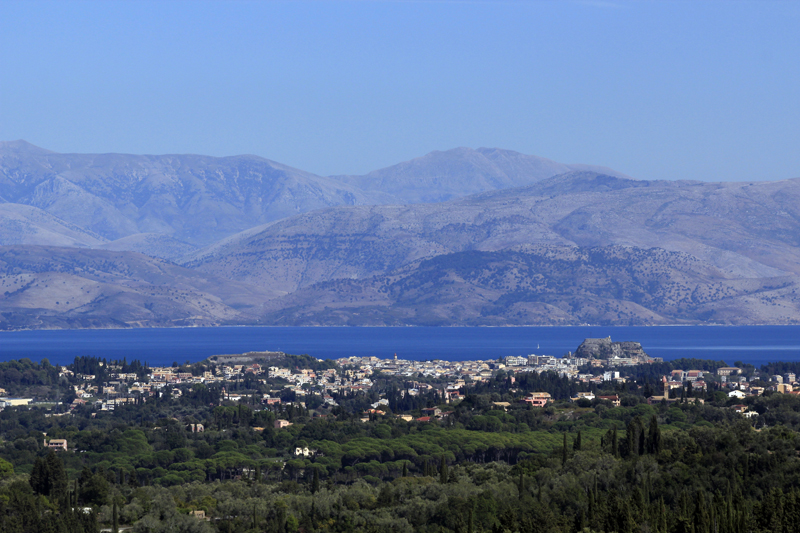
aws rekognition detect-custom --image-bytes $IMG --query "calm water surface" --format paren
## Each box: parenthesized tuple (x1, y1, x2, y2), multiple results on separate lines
(1, 326, 799, 366)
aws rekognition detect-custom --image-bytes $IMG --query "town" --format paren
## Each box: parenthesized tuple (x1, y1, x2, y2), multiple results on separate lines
(1, 337, 789, 428)
(1, 337, 799, 533)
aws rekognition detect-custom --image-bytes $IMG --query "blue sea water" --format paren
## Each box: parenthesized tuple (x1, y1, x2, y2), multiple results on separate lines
(1, 326, 799, 367)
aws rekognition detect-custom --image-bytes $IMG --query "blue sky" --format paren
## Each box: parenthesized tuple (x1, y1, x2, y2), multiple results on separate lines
(1, 0, 798, 182)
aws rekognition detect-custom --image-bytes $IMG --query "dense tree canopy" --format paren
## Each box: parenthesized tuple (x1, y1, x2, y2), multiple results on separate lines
(1, 354, 800, 532)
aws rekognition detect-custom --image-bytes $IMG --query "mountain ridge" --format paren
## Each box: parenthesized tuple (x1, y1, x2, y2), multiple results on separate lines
(0, 143, 386, 247)
(0, 245, 276, 330)
(255, 246, 800, 326)
(330, 146, 635, 203)
(180, 171, 800, 325)
(1, 142, 627, 256)
(3, 142, 800, 328)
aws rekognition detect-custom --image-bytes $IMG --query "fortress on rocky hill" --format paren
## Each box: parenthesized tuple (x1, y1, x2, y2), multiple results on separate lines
(574, 336, 648, 360)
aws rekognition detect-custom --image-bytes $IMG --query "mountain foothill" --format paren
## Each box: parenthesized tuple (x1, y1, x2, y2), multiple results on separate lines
(1, 139, 799, 329)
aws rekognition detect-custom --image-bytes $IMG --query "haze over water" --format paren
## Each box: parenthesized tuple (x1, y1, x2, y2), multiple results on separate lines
(1, 326, 799, 367)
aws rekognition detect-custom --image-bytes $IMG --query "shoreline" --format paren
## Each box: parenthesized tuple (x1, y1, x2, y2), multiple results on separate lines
(1, 322, 798, 333)
(1, 325, 800, 368)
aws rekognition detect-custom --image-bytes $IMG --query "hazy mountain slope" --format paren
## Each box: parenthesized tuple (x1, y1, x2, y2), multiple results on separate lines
(527, 174, 800, 276)
(330, 147, 632, 203)
(95, 233, 197, 261)
(180, 201, 566, 296)
(3, 140, 800, 328)
(187, 173, 800, 292)
(182, 172, 800, 325)
(0, 246, 276, 329)
(0, 141, 629, 254)
(0, 140, 387, 246)
(258, 247, 800, 326)
(0, 203, 108, 247)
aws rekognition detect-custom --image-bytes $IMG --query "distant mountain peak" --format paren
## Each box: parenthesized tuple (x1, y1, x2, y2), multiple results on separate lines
(0, 140, 55, 155)
(329, 146, 582, 204)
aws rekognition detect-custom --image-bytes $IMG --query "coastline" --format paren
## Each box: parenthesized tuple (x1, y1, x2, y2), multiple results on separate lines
(2, 325, 799, 367)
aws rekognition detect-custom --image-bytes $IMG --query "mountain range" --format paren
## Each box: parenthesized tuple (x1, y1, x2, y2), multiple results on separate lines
(0, 141, 596, 255)
(185, 173, 800, 325)
(329, 146, 632, 203)
(1, 141, 799, 328)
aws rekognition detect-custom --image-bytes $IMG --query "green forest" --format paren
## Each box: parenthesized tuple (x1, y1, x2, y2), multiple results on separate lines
(1, 355, 800, 532)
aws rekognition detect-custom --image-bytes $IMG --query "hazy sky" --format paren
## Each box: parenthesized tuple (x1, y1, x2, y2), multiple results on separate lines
(1, 1, 798, 181)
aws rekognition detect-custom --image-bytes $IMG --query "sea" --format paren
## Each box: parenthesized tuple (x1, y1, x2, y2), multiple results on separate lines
(1, 325, 799, 367)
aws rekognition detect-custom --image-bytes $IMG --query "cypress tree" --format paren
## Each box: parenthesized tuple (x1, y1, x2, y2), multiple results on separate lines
(626, 417, 641, 458)
(574, 430, 582, 451)
(744, 454, 750, 482)
(518, 470, 525, 499)
(311, 467, 320, 494)
(647, 414, 661, 454)
(694, 491, 710, 533)
(129, 468, 139, 488)
(621, 498, 636, 533)
(725, 489, 734, 533)
(770, 487, 785, 533)
(31, 452, 68, 499)
(562, 433, 568, 466)
(440, 456, 448, 484)
(575, 509, 587, 532)
(737, 504, 747, 533)
(29, 457, 47, 495)
(638, 425, 646, 456)
(112, 498, 119, 533)
(604, 490, 620, 533)
(612, 426, 619, 457)
(632, 487, 645, 516)
(678, 489, 691, 521)
(402, 461, 408, 477)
